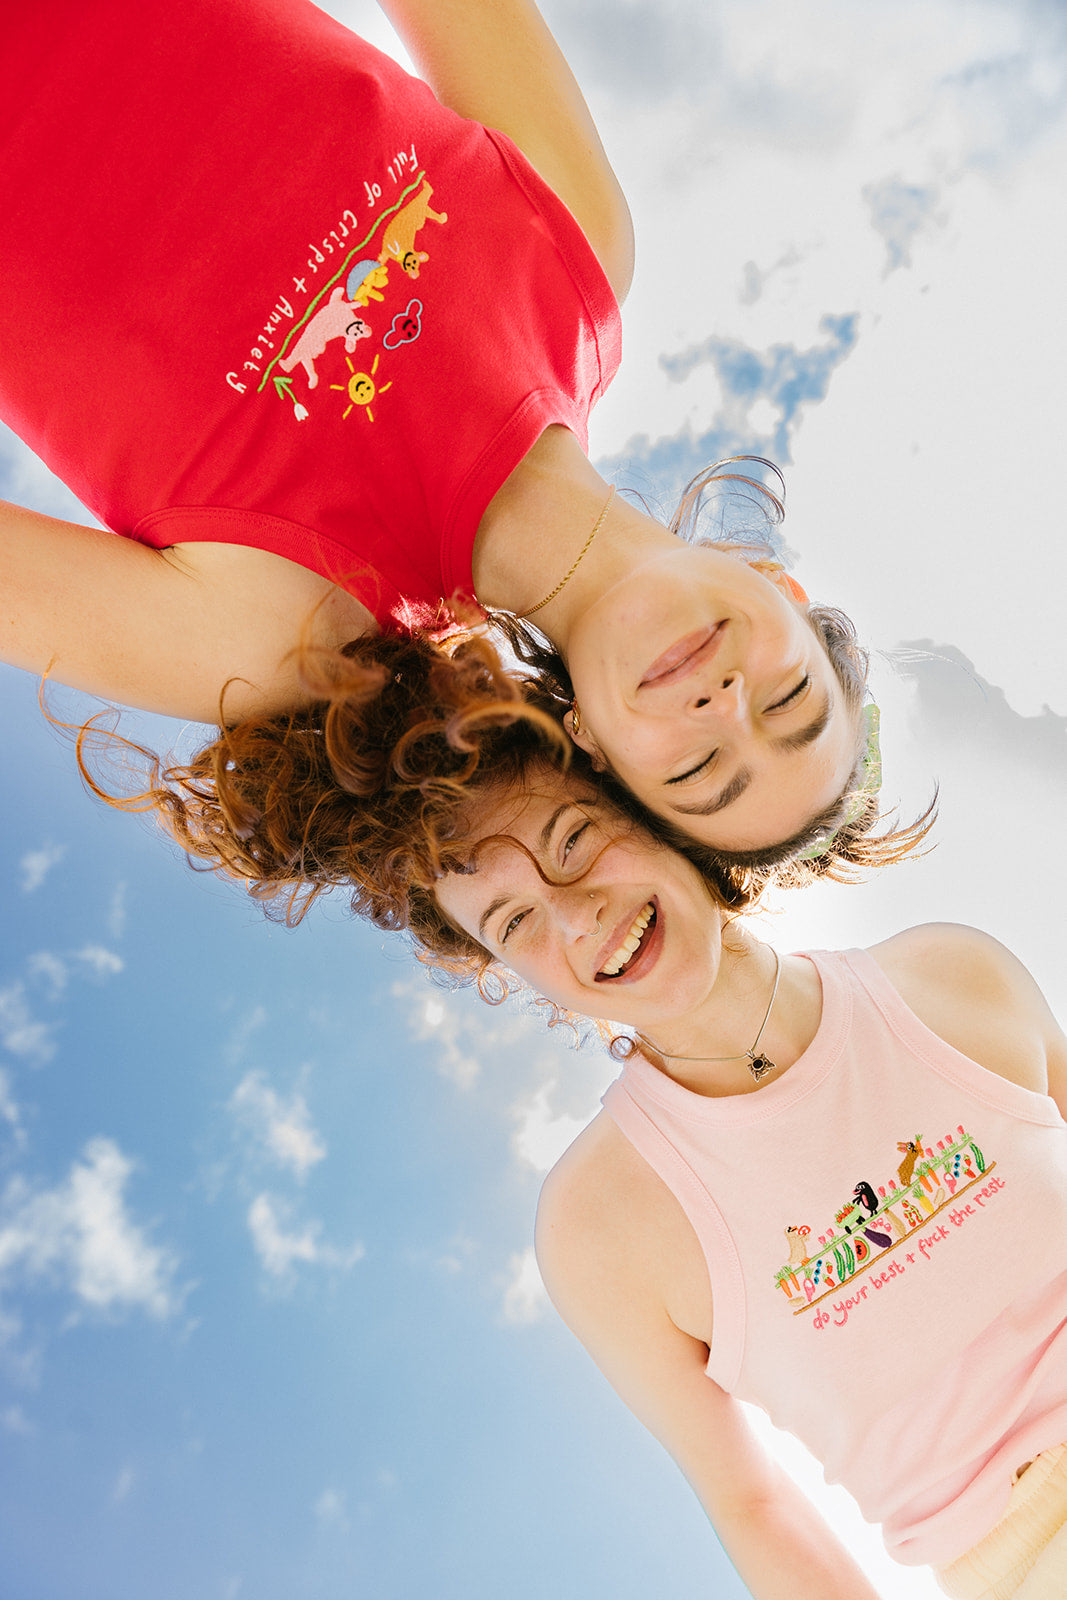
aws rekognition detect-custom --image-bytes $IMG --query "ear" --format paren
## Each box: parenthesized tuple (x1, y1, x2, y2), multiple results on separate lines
(748, 558, 808, 605)
(564, 708, 607, 770)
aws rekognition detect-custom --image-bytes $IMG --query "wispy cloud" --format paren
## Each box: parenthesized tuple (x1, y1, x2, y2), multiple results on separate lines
(512, 1084, 590, 1175)
(107, 883, 128, 941)
(19, 845, 66, 895)
(396, 985, 483, 1090)
(499, 1247, 549, 1326)
(0, 1139, 180, 1319)
(0, 1069, 23, 1144)
(74, 946, 125, 980)
(863, 176, 943, 274)
(246, 1193, 364, 1281)
(0, 982, 57, 1067)
(230, 1071, 326, 1180)
(313, 1487, 349, 1532)
(1, 1403, 34, 1436)
(111, 1464, 135, 1506)
(28, 952, 68, 1000)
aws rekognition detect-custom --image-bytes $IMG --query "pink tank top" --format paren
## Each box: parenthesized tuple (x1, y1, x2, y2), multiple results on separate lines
(602, 948, 1067, 1566)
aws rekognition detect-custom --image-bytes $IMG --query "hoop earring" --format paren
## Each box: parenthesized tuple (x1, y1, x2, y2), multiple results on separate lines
(570, 700, 582, 737)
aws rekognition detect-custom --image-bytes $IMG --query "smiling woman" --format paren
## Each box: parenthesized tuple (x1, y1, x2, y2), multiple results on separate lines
(2, 0, 925, 907)
(370, 698, 1067, 1600)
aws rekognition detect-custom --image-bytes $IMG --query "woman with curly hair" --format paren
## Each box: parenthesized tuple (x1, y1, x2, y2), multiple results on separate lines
(367, 702, 1067, 1600)
(1, 0, 920, 897)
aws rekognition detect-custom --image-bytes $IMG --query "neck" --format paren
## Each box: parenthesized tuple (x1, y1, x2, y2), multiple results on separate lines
(471, 426, 678, 650)
(637, 930, 822, 1097)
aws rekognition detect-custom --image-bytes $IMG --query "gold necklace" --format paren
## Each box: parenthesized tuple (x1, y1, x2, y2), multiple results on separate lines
(518, 486, 616, 618)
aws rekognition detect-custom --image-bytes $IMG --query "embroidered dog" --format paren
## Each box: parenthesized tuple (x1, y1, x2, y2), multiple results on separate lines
(378, 180, 448, 279)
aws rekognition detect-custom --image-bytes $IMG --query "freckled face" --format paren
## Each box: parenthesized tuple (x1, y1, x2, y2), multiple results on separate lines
(434, 776, 726, 1030)
(564, 546, 861, 852)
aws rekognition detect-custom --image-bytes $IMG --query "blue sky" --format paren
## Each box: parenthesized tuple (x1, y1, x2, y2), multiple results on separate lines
(2, 2, 1067, 1597)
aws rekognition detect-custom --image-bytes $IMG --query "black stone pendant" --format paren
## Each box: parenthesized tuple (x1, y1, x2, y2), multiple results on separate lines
(748, 1052, 775, 1082)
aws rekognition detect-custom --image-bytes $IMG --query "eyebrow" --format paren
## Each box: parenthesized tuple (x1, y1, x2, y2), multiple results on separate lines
(769, 687, 833, 753)
(667, 688, 833, 819)
(478, 894, 510, 942)
(476, 802, 572, 941)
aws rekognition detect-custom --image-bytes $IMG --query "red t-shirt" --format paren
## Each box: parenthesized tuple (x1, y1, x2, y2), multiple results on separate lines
(0, 0, 621, 631)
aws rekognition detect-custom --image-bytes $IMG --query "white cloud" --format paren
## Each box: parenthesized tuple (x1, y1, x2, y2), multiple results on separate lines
(225, 1006, 267, 1067)
(19, 844, 65, 895)
(28, 951, 68, 1000)
(512, 1084, 590, 1175)
(230, 1070, 326, 1179)
(396, 983, 482, 1090)
(0, 982, 56, 1066)
(246, 1193, 364, 1280)
(0, 1138, 179, 1319)
(500, 1247, 549, 1326)
(74, 945, 125, 980)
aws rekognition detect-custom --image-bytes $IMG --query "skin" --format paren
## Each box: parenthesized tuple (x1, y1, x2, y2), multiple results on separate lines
(2, 0, 860, 858)
(473, 428, 864, 857)
(436, 769, 1067, 1598)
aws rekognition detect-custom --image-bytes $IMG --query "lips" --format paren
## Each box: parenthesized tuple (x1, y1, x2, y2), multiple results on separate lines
(639, 623, 725, 687)
(595, 902, 661, 983)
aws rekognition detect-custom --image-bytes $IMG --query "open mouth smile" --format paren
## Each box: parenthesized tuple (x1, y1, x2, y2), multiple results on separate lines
(596, 902, 659, 982)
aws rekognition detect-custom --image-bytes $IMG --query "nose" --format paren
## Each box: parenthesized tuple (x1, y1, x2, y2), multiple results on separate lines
(690, 670, 749, 726)
(552, 887, 603, 943)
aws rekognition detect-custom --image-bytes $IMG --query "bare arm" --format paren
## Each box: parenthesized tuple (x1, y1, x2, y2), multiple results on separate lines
(536, 1126, 884, 1600)
(376, 0, 634, 301)
(0, 499, 375, 724)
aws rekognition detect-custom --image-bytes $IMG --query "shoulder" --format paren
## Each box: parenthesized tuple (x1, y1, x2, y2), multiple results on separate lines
(866, 922, 1061, 1096)
(869, 922, 1039, 1013)
(536, 1108, 699, 1333)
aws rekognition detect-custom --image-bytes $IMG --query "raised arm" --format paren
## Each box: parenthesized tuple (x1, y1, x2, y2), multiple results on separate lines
(536, 1121, 884, 1600)
(0, 499, 374, 724)
(376, 0, 634, 301)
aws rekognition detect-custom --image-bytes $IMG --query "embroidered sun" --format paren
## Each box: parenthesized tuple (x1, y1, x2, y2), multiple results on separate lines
(331, 352, 392, 421)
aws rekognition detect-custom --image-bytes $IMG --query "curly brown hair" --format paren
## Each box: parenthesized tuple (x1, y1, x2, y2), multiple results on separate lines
(69, 455, 932, 937)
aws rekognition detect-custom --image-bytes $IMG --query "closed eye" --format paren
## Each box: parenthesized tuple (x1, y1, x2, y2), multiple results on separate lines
(767, 673, 810, 713)
(666, 748, 719, 787)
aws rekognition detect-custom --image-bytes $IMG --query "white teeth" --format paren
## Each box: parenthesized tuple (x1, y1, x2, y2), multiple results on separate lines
(599, 904, 654, 976)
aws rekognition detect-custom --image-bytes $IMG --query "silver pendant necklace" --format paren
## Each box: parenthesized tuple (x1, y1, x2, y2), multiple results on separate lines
(635, 948, 782, 1083)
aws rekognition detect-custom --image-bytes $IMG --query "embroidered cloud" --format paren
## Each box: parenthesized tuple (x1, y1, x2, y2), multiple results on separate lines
(383, 298, 422, 349)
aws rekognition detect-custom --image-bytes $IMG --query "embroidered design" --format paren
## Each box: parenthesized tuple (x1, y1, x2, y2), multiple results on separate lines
(377, 180, 447, 279)
(260, 171, 447, 423)
(775, 1125, 992, 1312)
(330, 352, 392, 422)
(277, 285, 371, 391)
(345, 260, 390, 306)
(383, 299, 423, 350)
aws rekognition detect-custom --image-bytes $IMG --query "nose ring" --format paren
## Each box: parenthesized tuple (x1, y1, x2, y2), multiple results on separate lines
(586, 890, 601, 938)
